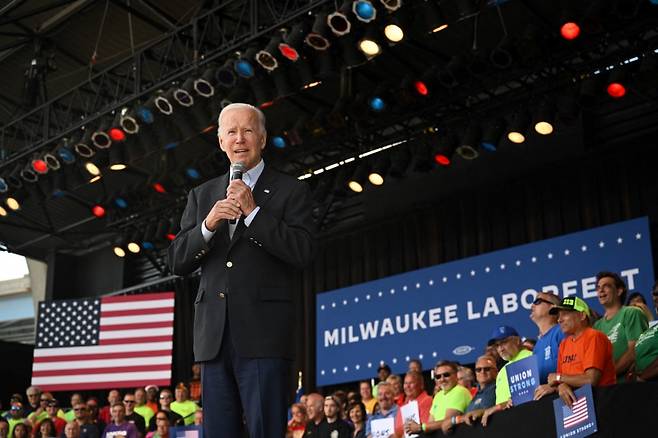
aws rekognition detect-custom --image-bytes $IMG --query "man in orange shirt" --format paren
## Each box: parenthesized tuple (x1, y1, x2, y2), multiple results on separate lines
(534, 297, 616, 407)
(394, 371, 432, 437)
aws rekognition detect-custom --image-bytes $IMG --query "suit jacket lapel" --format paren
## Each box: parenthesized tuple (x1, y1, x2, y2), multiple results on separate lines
(208, 172, 230, 244)
(228, 166, 275, 248)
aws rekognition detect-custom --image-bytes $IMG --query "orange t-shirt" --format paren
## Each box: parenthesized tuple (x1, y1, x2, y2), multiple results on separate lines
(394, 391, 432, 437)
(557, 327, 616, 386)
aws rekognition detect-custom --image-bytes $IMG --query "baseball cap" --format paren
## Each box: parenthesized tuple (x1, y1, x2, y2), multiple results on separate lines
(145, 384, 160, 392)
(487, 325, 519, 345)
(549, 296, 590, 316)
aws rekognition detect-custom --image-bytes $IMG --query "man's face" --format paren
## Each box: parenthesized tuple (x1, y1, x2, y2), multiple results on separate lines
(530, 293, 556, 321)
(0, 421, 8, 436)
(359, 382, 371, 400)
(434, 366, 458, 392)
(218, 107, 266, 170)
(111, 405, 125, 423)
(86, 401, 98, 418)
(377, 386, 393, 411)
(108, 390, 120, 405)
(403, 374, 422, 399)
(305, 396, 323, 422)
(494, 336, 520, 361)
(46, 403, 58, 417)
(64, 422, 79, 438)
(134, 389, 146, 405)
(386, 376, 402, 395)
(596, 276, 622, 307)
(159, 391, 173, 409)
(146, 387, 158, 402)
(175, 387, 188, 402)
(70, 394, 82, 407)
(323, 398, 338, 420)
(9, 405, 23, 419)
(123, 395, 135, 414)
(26, 389, 40, 406)
(378, 368, 390, 381)
(73, 403, 88, 421)
(558, 310, 585, 335)
(408, 361, 422, 373)
(474, 359, 497, 386)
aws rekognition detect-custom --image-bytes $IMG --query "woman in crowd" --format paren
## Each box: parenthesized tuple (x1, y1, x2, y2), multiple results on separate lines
(34, 418, 55, 438)
(12, 423, 30, 438)
(145, 411, 170, 438)
(286, 403, 306, 438)
(321, 396, 351, 438)
(627, 292, 655, 323)
(347, 402, 367, 438)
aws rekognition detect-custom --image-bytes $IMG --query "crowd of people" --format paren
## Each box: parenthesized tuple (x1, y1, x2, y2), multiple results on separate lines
(2, 272, 657, 438)
(287, 272, 658, 437)
(0, 382, 201, 438)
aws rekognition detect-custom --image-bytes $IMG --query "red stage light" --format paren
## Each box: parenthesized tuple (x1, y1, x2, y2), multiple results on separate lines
(414, 81, 429, 96)
(434, 154, 451, 166)
(166, 233, 176, 241)
(153, 183, 167, 194)
(109, 128, 126, 142)
(278, 44, 299, 61)
(259, 101, 274, 109)
(560, 22, 580, 40)
(607, 82, 626, 98)
(31, 159, 48, 174)
(91, 205, 106, 218)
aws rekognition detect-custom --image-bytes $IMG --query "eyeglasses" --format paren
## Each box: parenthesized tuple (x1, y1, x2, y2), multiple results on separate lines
(123, 400, 135, 404)
(10, 407, 21, 411)
(434, 372, 453, 380)
(533, 298, 553, 306)
(475, 367, 493, 373)
(40, 399, 50, 402)
(156, 416, 168, 421)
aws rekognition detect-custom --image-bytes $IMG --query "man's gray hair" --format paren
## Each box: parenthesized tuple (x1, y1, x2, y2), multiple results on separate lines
(217, 102, 266, 134)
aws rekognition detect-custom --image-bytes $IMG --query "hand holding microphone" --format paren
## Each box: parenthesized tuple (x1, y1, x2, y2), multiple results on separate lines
(226, 162, 257, 222)
(228, 162, 245, 225)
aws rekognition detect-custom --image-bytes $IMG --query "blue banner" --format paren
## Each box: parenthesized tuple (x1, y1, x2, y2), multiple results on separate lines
(316, 217, 654, 386)
(506, 355, 539, 406)
(553, 384, 597, 438)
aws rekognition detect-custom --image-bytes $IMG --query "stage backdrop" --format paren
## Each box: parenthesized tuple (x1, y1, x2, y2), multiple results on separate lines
(316, 217, 654, 386)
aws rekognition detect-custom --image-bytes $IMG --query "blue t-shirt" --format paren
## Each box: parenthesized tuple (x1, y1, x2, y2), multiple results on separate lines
(466, 383, 496, 413)
(533, 324, 565, 384)
(365, 404, 398, 437)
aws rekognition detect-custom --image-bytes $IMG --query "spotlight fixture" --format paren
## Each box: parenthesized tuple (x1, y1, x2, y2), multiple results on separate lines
(194, 68, 216, 98)
(384, 18, 404, 43)
(256, 35, 282, 71)
(305, 12, 332, 50)
(113, 245, 126, 258)
(152, 182, 167, 194)
(127, 231, 141, 254)
(327, 7, 352, 36)
(368, 156, 389, 185)
(55, 141, 76, 164)
(369, 96, 385, 112)
(74, 130, 95, 158)
(352, 0, 377, 23)
(507, 111, 530, 144)
(481, 118, 505, 152)
(5, 196, 20, 211)
(432, 134, 457, 166)
(108, 111, 128, 141)
(91, 204, 106, 218)
(457, 123, 482, 160)
(533, 101, 556, 135)
(347, 165, 369, 193)
(109, 145, 127, 170)
(30, 154, 49, 175)
(216, 59, 238, 88)
(114, 197, 128, 209)
(560, 21, 580, 40)
(234, 47, 258, 78)
(84, 162, 101, 177)
(185, 167, 201, 180)
(20, 164, 39, 183)
(250, 74, 275, 107)
(91, 119, 112, 149)
(279, 23, 305, 62)
(271, 135, 287, 149)
(607, 68, 627, 99)
(379, 0, 401, 11)
(42, 150, 61, 172)
(421, 0, 448, 33)
(119, 111, 140, 134)
(358, 27, 382, 57)
(0, 205, 7, 216)
(135, 100, 156, 125)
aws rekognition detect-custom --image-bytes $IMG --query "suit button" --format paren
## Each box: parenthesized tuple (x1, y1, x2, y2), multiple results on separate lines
(226, 261, 233, 268)
(218, 292, 225, 299)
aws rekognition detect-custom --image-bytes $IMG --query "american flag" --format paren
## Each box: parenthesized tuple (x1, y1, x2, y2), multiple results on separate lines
(562, 396, 588, 428)
(31, 292, 174, 391)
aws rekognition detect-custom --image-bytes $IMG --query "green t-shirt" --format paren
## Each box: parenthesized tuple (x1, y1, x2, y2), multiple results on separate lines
(429, 384, 472, 421)
(27, 410, 49, 425)
(170, 400, 198, 425)
(495, 349, 533, 405)
(594, 306, 648, 362)
(635, 324, 658, 373)
(135, 404, 155, 429)
(8, 418, 27, 438)
(63, 409, 76, 422)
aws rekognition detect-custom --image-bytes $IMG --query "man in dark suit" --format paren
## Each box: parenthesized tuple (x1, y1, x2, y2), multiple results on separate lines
(168, 103, 315, 438)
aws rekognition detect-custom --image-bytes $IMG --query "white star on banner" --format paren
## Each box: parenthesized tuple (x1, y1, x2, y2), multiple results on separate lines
(636, 233, 642, 239)
(321, 305, 325, 310)
(378, 292, 383, 297)
(368, 362, 372, 368)
(564, 249, 570, 256)
(392, 358, 398, 364)
(403, 285, 408, 291)
(485, 267, 491, 272)
(331, 302, 336, 308)
(470, 270, 476, 276)
(366, 294, 371, 300)
(344, 366, 348, 372)
(428, 279, 434, 286)
(442, 277, 448, 283)
(515, 260, 521, 266)
(599, 241, 605, 248)
(531, 257, 537, 263)
(354, 297, 359, 303)
(332, 369, 336, 374)
(581, 245, 587, 252)
(500, 264, 506, 270)
(390, 289, 395, 295)
(419, 354, 424, 359)
(342, 300, 347, 305)
(355, 365, 360, 370)
(405, 356, 410, 361)
(321, 370, 325, 375)
(432, 352, 437, 357)
(416, 283, 420, 289)
(456, 273, 461, 279)
(617, 237, 623, 244)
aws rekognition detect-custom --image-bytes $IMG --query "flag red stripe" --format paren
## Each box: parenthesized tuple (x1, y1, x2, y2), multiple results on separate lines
(37, 379, 172, 392)
(100, 321, 173, 331)
(100, 307, 174, 317)
(33, 364, 171, 377)
(33, 350, 172, 363)
(103, 293, 174, 303)
(99, 336, 172, 345)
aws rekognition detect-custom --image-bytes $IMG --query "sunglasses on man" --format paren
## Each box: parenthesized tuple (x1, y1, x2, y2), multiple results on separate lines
(434, 371, 453, 380)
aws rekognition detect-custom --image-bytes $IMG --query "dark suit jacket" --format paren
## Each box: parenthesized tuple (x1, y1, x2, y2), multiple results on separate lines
(167, 165, 315, 361)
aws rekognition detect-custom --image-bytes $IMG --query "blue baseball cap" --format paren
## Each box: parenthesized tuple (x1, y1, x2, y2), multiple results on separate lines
(488, 325, 519, 346)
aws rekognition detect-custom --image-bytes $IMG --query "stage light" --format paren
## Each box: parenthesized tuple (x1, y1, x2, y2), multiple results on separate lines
(234, 47, 258, 78)
(56, 144, 76, 164)
(297, 58, 321, 90)
(0, 177, 7, 193)
(119, 111, 140, 134)
(457, 123, 482, 160)
(108, 127, 126, 142)
(560, 22, 580, 40)
(507, 111, 530, 144)
(114, 197, 128, 209)
(415, 81, 429, 96)
(74, 131, 95, 158)
(369, 96, 385, 112)
(421, 0, 448, 33)
(347, 165, 369, 193)
(185, 168, 201, 180)
(305, 12, 332, 50)
(135, 104, 155, 125)
(153, 182, 167, 194)
(154, 94, 174, 115)
(91, 204, 105, 218)
(368, 156, 389, 185)
(127, 231, 141, 254)
(384, 22, 404, 43)
(534, 102, 556, 135)
(109, 146, 126, 171)
(216, 59, 238, 88)
(279, 23, 305, 62)
(142, 222, 156, 250)
(91, 119, 112, 149)
(6, 197, 20, 211)
(607, 69, 627, 99)
(43, 151, 61, 172)
(271, 136, 287, 148)
(113, 245, 126, 258)
(172, 86, 194, 108)
(256, 36, 281, 71)
(0, 205, 7, 216)
(31, 157, 48, 174)
(352, 1, 377, 23)
(194, 68, 216, 97)
(19, 165, 38, 183)
(84, 162, 101, 176)
(379, 0, 401, 11)
(432, 134, 457, 166)
(481, 118, 505, 152)
(358, 28, 382, 57)
(328, 8, 352, 36)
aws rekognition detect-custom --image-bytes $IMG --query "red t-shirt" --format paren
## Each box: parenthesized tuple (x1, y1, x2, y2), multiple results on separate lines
(557, 327, 616, 386)
(394, 391, 432, 437)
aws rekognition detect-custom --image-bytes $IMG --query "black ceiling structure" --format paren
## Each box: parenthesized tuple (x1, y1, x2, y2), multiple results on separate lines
(1, 0, 657, 285)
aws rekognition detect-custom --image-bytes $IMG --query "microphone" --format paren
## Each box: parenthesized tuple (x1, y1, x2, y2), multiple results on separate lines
(229, 162, 245, 224)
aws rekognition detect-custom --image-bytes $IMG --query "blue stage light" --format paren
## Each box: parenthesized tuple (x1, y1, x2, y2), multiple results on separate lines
(57, 147, 76, 164)
(136, 107, 154, 124)
(480, 142, 497, 152)
(0, 177, 8, 193)
(271, 136, 287, 148)
(369, 97, 385, 112)
(142, 241, 154, 250)
(114, 197, 128, 209)
(234, 60, 255, 78)
(186, 168, 201, 179)
(164, 141, 179, 150)
(353, 1, 377, 22)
